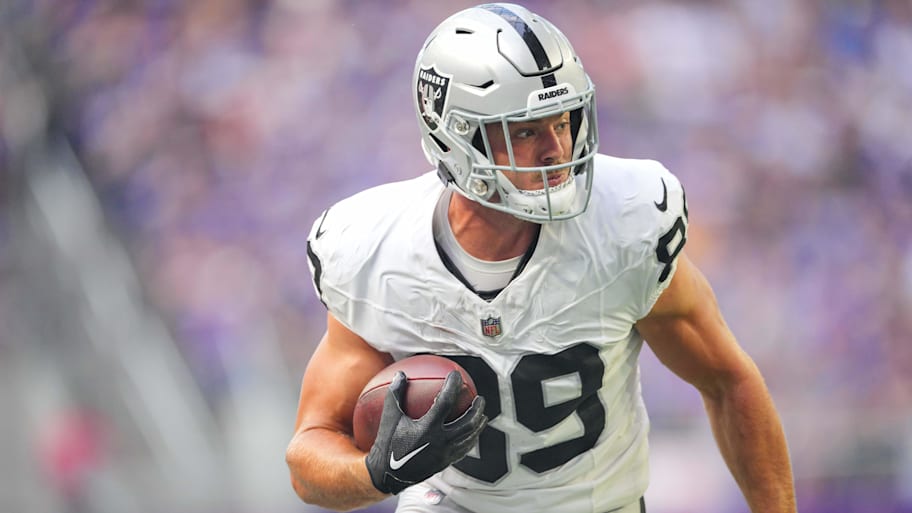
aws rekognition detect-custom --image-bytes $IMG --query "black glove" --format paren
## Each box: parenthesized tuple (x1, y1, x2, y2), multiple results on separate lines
(365, 370, 487, 495)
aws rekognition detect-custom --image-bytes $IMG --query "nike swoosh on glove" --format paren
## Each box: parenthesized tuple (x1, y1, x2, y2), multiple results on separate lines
(365, 369, 487, 495)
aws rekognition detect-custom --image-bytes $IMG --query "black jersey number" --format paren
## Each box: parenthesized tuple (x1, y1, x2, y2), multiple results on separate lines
(655, 216, 686, 283)
(655, 186, 689, 283)
(444, 343, 605, 484)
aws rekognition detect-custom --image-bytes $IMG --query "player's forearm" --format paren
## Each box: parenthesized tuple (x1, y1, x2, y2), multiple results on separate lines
(701, 371, 797, 513)
(285, 427, 388, 511)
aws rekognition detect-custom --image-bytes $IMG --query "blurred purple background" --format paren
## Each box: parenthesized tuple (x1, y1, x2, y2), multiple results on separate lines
(1, 1, 910, 512)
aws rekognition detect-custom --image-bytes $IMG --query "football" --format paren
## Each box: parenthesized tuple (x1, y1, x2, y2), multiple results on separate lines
(352, 354, 477, 451)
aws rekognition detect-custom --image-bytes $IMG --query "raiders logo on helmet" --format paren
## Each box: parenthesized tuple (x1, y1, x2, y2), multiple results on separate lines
(416, 65, 452, 131)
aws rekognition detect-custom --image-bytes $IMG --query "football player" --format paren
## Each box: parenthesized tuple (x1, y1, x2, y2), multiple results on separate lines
(287, 4, 797, 513)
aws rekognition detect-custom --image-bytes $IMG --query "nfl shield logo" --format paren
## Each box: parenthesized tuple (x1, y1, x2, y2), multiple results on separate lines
(480, 316, 502, 338)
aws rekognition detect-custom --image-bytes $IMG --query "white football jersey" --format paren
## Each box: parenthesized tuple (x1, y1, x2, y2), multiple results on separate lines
(306, 153, 689, 513)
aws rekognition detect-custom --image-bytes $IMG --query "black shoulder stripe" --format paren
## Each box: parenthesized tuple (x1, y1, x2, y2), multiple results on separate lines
(306, 240, 326, 307)
(481, 4, 557, 88)
(681, 184, 689, 220)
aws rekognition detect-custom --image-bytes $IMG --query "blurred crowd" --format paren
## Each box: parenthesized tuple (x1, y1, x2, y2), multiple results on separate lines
(2, 0, 911, 512)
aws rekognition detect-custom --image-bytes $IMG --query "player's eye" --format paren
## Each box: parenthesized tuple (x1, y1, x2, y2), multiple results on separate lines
(512, 128, 536, 139)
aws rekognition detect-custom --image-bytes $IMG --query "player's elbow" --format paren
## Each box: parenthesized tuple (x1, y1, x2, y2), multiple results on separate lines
(286, 452, 306, 498)
(286, 464, 329, 509)
(691, 349, 766, 400)
(285, 443, 368, 511)
(285, 444, 320, 506)
(696, 352, 766, 404)
(288, 471, 310, 504)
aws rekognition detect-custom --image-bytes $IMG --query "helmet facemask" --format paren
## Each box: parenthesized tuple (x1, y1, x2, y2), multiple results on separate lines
(444, 85, 598, 222)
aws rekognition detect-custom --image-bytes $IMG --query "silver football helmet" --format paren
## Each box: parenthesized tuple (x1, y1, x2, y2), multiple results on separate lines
(414, 3, 598, 222)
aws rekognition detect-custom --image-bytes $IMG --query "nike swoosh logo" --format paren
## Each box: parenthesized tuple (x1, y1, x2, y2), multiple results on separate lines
(315, 209, 330, 239)
(389, 442, 430, 471)
(654, 178, 668, 212)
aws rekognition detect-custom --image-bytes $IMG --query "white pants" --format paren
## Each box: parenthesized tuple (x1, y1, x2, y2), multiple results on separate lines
(396, 482, 645, 513)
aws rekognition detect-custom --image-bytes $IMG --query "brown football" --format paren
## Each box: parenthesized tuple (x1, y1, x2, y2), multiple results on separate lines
(352, 355, 477, 451)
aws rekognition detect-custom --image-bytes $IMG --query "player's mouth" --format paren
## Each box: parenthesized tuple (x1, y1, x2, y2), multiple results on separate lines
(545, 170, 569, 187)
(520, 172, 574, 196)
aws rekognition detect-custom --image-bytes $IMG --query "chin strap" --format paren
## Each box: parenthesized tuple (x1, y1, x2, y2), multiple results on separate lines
(495, 172, 578, 219)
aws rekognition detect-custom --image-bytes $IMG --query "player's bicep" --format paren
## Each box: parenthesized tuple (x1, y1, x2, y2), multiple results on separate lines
(294, 313, 393, 435)
(636, 254, 754, 396)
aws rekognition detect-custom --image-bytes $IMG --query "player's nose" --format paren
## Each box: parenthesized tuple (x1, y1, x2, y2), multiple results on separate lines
(538, 127, 564, 165)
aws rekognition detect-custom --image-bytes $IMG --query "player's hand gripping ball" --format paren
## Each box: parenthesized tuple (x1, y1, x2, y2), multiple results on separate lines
(353, 355, 478, 451)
